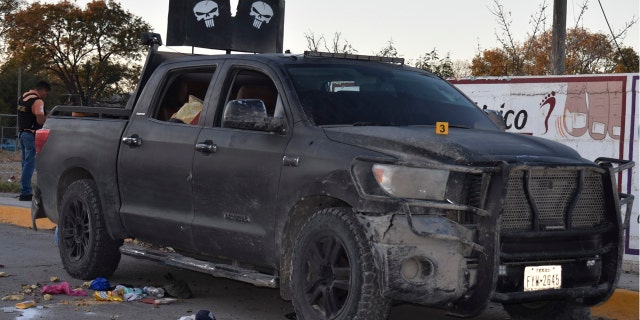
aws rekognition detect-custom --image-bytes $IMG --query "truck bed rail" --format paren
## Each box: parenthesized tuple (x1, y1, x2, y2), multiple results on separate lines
(50, 105, 131, 119)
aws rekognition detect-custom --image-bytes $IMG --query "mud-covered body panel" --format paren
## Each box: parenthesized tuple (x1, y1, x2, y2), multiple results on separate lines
(33, 49, 634, 318)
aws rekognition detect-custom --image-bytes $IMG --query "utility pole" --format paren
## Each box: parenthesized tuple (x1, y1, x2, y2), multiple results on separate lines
(551, 0, 567, 74)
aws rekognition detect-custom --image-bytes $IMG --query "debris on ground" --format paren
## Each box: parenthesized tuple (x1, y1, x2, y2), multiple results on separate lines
(178, 309, 216, 320)
(14, 300, 35, 309)
(41, 281, 87, 296)
(140, 297, 178, 305)
(88, 277, 111, 291)
(164, 273, 192, 299)
(1, 294, 24, 301)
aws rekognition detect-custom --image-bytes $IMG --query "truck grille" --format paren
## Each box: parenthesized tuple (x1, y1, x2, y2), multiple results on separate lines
(502, 168, 606, 231)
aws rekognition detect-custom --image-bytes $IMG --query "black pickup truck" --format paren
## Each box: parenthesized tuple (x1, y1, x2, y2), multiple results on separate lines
(33, 34, 634, 320)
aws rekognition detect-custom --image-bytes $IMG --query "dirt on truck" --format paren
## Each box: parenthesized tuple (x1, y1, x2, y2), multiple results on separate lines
(32, 33, 634, 320)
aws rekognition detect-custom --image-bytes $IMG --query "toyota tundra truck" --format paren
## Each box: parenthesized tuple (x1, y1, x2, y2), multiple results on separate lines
(32, 33, 634, 320)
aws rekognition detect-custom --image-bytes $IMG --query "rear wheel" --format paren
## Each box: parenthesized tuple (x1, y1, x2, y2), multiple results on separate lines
(291, 208, 390, 320)
(58, 179, 122, 280)
(503, 300, 591, 320)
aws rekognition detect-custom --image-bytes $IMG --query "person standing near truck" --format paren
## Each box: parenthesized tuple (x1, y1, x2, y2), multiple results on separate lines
(17, 81, 50, 201)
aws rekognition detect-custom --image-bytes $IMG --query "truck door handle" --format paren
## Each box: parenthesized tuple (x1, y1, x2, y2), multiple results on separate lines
(122, 135, 142, 146)
(195, 140, 217, 153)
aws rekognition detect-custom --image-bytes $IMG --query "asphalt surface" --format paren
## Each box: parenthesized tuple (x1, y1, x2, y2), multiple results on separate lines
(0, 193, 638, 320)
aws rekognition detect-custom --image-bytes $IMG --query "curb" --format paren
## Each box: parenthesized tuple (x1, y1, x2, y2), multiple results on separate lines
(591, 289, 639, 320)
(0, 205, 56, 230)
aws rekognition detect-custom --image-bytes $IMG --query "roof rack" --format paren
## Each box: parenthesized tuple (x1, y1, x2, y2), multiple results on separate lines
(303, 51, 405, 65)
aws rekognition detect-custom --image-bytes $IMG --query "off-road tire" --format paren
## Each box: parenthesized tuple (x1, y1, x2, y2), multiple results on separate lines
(58, 179, 122, 280)
(291, 207, 391, 320)
(503, 300, 591, 320)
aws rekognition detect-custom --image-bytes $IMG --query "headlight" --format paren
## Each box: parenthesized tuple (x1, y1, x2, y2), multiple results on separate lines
(371, 164, 449, 200)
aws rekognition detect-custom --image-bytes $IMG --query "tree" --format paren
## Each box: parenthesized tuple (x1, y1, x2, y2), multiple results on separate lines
(0, 59, 39, 116)
(304, 31, 357, 54)
(414, 49, 454, 79)
(487, 0, 549, 76)
(611, 47, 639, 73)
(376, 39, 399, 58)
(303, 30, 325, 52)
(470, 48, 509, 76)
(3, 0, 151, 106)
(0, 0, 23, 55)
(473, 0, 638, 76)
(471, 27, 637, 76)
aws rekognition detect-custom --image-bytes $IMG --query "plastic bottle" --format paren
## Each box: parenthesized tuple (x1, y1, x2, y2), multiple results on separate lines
(143, 286, 165, 298)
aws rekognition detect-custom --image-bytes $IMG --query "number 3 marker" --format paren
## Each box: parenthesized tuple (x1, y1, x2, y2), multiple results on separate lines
(436, 122, 449, 135)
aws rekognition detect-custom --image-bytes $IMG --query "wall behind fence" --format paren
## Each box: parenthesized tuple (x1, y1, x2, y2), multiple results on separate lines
(451, 74, 639, 272)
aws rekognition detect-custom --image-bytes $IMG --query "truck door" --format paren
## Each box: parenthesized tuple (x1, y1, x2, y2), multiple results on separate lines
(191, 64, 291, 266)
(118, 66, 217, 249)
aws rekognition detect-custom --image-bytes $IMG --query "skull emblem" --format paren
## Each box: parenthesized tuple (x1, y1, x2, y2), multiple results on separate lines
(193, 0, 219, 28)
(249, 1, 274, 29)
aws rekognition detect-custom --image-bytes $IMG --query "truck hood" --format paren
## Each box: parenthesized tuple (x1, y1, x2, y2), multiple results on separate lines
(323, 126, 588, 164)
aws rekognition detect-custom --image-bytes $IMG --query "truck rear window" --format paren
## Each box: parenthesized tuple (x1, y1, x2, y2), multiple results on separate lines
(286, 64, 495, 130)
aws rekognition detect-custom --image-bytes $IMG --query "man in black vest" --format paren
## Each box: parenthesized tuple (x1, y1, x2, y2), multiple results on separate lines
(17, 81, 50, 201)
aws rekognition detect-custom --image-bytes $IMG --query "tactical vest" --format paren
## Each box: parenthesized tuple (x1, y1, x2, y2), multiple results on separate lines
(17, 92, 42, 131)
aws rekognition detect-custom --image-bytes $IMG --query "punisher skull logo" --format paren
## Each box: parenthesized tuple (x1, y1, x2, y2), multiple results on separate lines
(193, 0, 219, 28)
(250, 1, 274, 29)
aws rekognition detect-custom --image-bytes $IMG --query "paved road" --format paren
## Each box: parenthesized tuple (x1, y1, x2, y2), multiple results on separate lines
(0, 223, 513, 320)
(0, 193, 637, 320)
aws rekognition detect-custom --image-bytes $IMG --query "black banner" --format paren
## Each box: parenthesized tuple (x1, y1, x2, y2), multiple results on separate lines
(166, 0, 284, 53)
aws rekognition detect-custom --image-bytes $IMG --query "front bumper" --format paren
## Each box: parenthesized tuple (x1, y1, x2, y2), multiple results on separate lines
(355, 158, 634, 317)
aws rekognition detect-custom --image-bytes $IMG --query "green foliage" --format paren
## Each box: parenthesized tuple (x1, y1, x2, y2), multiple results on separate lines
(376, 39, 399, 58)
(611, 47, 639, 73)
(0, 60, 46, 115)
(0, 0, 24, 57)
(2, 0, 151, 106)
(0, 178, 20, 193)
(414, 49, 454, 78)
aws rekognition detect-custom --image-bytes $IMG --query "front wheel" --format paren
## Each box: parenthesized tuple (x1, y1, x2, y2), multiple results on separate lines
(291, 208, 390, 320)
(58, 179, 122, 280)
(503, 300, 591, 320)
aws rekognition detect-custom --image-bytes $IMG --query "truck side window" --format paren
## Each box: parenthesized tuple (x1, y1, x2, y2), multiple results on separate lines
(224, 69, 280, 118)
(154, 68, 215, 124)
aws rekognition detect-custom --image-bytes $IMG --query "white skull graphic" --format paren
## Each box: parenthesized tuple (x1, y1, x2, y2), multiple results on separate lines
(249, 1, 274, 29)
(193, 0, 219, 28)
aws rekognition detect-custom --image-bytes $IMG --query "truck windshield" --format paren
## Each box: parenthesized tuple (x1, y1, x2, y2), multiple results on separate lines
(286, 63, 496, 130)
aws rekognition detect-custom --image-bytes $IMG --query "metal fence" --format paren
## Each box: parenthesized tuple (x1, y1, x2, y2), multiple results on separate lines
(0, 114, 22, 187)
(0, 113, 18, 142)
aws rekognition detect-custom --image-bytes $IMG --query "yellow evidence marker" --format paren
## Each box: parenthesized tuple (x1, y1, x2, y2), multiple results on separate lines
(436, 122, 449, 135)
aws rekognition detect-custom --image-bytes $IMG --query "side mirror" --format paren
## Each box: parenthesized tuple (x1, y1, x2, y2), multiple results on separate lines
(222, 99, 286, 133)
(484, 109, 506, 132)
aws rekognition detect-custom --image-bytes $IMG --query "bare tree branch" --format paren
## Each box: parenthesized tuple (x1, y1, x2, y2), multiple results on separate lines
(304, 30, 325, 52)
(522, 0, 548, 60)
(573, 0, 589, 29)
(324, 32, 357, 54)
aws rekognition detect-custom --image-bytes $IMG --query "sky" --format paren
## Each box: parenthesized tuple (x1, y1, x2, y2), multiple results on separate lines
(34, 0, 639, 63)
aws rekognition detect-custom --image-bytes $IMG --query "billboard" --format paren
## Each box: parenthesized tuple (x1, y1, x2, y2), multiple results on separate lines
(451, 74, 639, 271)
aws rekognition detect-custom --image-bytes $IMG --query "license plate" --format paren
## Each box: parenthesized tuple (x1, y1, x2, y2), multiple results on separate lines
(524, 265, 562, 291)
